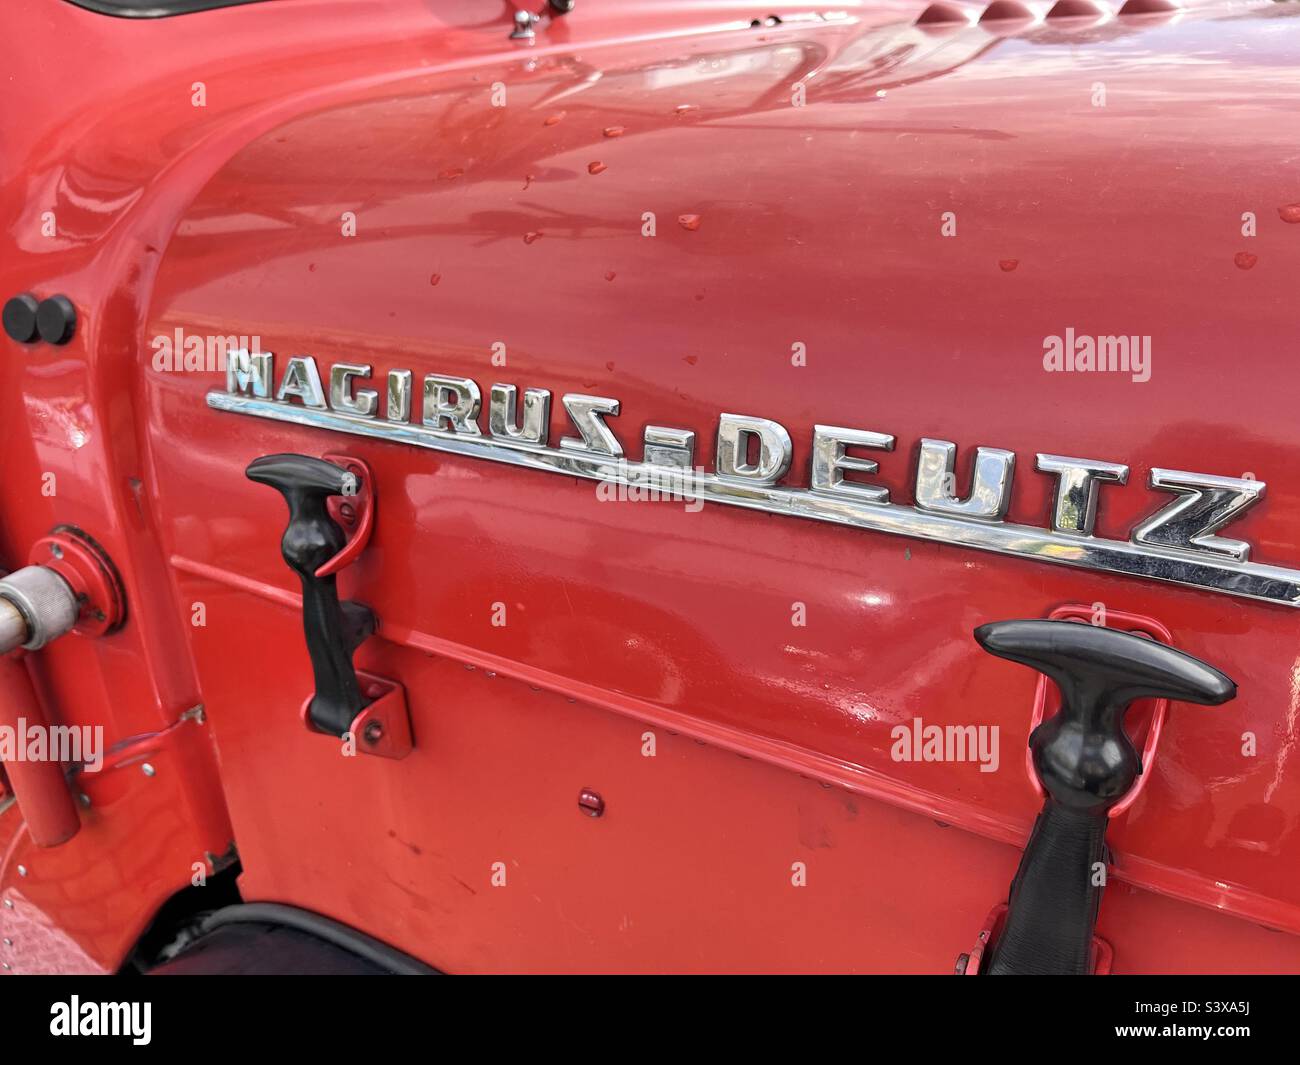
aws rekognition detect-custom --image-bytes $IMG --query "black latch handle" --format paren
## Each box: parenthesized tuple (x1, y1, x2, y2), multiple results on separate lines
(247, 453, 375, 736)
(974, 619, 1235, 974)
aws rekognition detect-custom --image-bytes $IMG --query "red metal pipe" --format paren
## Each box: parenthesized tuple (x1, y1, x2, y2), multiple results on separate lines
(0, 654, 81, 847)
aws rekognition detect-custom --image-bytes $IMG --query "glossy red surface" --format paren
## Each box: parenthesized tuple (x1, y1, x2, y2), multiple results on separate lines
(2, 0, 1299, 972)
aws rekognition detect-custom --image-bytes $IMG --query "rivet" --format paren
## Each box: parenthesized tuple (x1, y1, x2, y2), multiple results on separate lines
(363, 721, 384, 745)
(141, 763, 156, 777)
(15, 865, 26, 878)
(1, 963, 10, 971)
(578, 788, 605, 817)
(78, 793, 92, 808)
(2, 937, 11, 946)
(3, 899, 12, 908)
(49, 543, 64, 559)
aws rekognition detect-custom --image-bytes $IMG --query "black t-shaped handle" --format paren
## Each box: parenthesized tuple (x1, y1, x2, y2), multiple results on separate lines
(247, 453, 374, 736)
(976, 620, 1236, 811)
(973, 619, 1235, 974)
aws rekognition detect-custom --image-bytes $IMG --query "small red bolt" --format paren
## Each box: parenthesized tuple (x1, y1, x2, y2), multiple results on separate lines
(578, 788, 605, 818)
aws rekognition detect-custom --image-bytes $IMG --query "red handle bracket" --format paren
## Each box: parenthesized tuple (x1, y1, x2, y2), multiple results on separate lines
(299, 670, 412, 760)
(315, 454, 375, 578)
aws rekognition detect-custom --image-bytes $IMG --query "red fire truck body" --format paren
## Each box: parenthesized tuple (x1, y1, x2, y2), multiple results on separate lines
(1, 0, 1298, 974)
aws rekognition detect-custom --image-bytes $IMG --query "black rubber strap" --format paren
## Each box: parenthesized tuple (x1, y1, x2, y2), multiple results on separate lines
(985, 802, 1107, 975)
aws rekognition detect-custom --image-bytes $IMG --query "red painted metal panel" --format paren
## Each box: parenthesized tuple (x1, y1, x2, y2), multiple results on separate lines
(2, 0, 1298, 972)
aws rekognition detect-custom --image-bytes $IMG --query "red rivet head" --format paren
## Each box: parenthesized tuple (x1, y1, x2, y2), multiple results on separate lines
(578, 789, 605, 817)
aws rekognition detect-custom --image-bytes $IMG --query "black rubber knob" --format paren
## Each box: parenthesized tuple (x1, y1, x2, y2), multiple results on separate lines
(549, 0, 576, 13)
(975, 620, 1235, 811)
(3, 294, 39, 343)
(36, 295, 76, 345)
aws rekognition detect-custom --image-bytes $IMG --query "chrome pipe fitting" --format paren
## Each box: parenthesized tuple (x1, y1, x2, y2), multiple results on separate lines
(0, 565, 80, 652)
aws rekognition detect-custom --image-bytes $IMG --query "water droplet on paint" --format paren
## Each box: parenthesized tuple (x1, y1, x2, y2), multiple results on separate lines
(674, 104, 698, 116)
(1278, 204, 1300, 224)
(683, 355, 699, 366)
(543, 112, 565, 126)
(678, 214, 702, 231)
(1234, 251, 1258, 270)
(588, 161, 607, 175)
(429, 273, 441, 286)
(438, 167, 464, 180)
(604, 271, 617, 281)
(603, 126, 625, 138)
(998, 259, 1019, 272)
(524, 231, 543, 245)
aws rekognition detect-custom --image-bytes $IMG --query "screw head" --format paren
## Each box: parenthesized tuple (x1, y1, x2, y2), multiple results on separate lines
(35, 295, 76, 345)
(141, 763, 156, 777)
(578, 788, 605, 817)
(3, 294, 39, 343)
(510, 9, 537, 37)
(363, 721, 384, 744)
